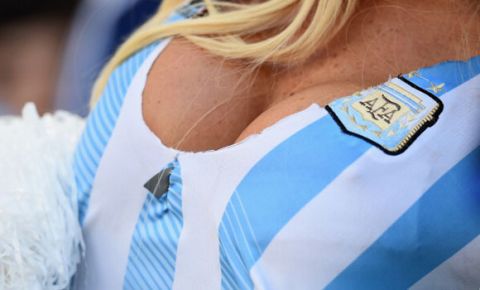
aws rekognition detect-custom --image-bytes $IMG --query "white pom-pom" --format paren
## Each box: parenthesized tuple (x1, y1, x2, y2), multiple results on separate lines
(0, 103, 85, 290)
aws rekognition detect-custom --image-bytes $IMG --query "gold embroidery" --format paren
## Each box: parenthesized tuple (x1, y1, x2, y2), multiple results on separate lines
(407, 71, 445, 95)
(407, 70, 419, 78)
(430, 83, 445, 93)
(407, 113, 417, 122)
(373, 131, 382, 138)
(357, 124, 368, 131)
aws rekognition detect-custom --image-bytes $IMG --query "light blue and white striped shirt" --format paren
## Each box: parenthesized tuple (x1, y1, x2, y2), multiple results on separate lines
(72, 6, 480, 290)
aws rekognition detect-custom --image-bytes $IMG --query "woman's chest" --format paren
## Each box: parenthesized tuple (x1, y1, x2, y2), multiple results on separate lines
(140, 38, 364, 154)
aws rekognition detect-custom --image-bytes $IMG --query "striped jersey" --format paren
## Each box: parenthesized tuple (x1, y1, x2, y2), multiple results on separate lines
(72, 7, 480, 290)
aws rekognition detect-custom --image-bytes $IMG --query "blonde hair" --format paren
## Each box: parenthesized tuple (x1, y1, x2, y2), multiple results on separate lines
(90, 0, 358, 107)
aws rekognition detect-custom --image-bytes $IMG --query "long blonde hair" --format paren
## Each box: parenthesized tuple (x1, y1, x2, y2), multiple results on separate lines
(90, 0, 358, 107)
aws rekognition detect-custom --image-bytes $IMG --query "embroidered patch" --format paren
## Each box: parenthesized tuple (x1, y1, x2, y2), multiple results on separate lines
(326, 76, 443, 155)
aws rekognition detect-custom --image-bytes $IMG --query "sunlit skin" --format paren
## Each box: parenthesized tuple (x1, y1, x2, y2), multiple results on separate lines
(143, 0, 479, 153)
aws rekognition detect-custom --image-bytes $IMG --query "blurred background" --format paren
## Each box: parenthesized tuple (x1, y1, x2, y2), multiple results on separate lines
(0, 0, 161, 117)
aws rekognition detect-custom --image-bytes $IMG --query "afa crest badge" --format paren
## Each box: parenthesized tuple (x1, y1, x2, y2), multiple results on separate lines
(326, 76, 443, 155)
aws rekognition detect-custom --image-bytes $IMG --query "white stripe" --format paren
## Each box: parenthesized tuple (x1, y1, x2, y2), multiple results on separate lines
(172, 105, 327, 290)
(411, 235, 480, 290)
(250, 75, 480, 290)
(76, 40, 177, 290)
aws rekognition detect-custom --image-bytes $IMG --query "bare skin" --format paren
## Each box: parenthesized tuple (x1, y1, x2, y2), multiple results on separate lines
(143, 0, 480, 153)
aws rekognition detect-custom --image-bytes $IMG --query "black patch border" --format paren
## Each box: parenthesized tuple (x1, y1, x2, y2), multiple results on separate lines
(326, 75, 444, 156)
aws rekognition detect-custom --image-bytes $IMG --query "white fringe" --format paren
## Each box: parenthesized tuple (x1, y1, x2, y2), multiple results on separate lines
(0, 103, 85, 290)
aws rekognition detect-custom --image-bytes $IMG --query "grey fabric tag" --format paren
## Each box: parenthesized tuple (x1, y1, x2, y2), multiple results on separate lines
(144, 168, 172, 198)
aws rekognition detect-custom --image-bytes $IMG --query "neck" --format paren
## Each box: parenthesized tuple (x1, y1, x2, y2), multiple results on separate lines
(268, 0, 480, 107)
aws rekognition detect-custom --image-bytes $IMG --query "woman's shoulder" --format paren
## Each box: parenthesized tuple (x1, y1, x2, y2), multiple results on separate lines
(142, 31, 370, 152)
(142, 37, 271, 152)
(141, 36, 354, 151)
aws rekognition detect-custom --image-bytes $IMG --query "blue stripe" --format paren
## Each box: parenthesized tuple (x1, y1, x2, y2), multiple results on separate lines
(139, 210, 176, 276)
(142, 229, 173, 286)
(108, 76, 122, 112)
(326, 146, 480, 290)
(102, 80, 117, 112)
(218, 115, 372, 289)
(86, 115, 108, 154)
(100, 90, 118, 126)
(74, 149, 95, 182)
(126, 238, 159, 289)
(81, 137, 102, 171)
(123, 159, 184, 290)
(219, 221, 253, 289)
(227, 198, 257, 263)
(73, 152, 89, 186)
(379, 85, 421, 112)
(220, 249, 237, 290)
(157, 214, 181, 257)
(77, 145, 96, 178)
(74, 167, 90, 221)
(404, 55, 480, 96)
